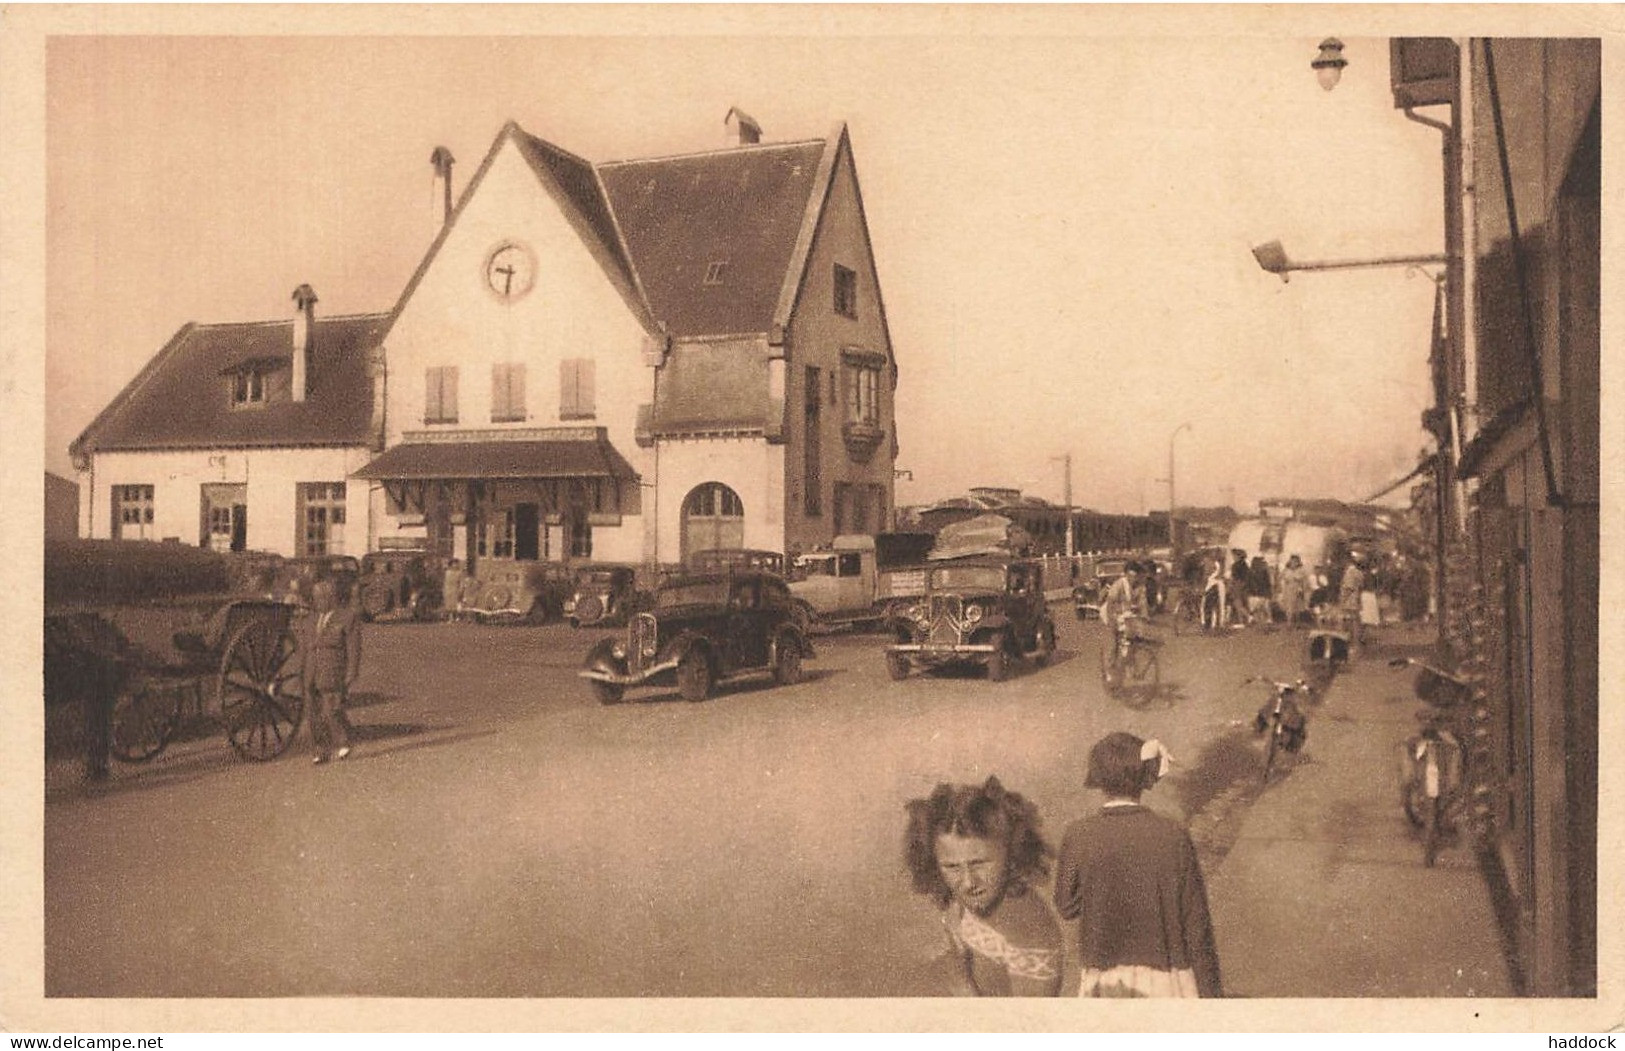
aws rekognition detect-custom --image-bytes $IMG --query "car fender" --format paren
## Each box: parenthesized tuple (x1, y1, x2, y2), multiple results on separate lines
(774, 625, 815, 661)
(664, 631, 717, 673)
(582, 637, 628, 677)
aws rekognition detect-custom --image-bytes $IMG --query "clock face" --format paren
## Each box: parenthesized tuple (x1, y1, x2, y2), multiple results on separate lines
(484, 241, 536, 301)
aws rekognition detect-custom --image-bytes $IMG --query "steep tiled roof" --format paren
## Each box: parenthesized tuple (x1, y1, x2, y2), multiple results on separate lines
(510, 130, 641, 304)
(74, 314, 386, 455)
(598, 140, 827, 338)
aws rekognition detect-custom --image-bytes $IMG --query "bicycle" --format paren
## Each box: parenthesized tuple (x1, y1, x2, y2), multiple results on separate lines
(1247, 676, 1311, 783)
(1101, 612, 1162, 707)
(1391, 657, 1480, 867)
(1164, 583, 1204, 636)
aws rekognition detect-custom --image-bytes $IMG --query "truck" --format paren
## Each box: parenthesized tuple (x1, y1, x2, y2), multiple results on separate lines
(789, 532, 936, 632)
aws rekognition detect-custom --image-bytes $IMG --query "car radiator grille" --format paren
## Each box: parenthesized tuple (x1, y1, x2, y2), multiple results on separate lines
(629, 613, 657, 673)
(927, 595, 963, 646)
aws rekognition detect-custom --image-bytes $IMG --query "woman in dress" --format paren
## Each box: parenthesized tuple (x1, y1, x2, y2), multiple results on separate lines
(1053, 733, 1222, 997)
(904, 776, 1063, 996)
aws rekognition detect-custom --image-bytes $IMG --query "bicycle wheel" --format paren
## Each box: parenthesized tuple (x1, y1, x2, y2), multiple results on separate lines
(1262, 722, 1280, 784)
(1122, 643, 1161, 709)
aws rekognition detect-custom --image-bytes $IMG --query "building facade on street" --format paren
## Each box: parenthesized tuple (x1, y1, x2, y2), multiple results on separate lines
(69, 112, 900, 573)
(1392, 37, 1599, 996)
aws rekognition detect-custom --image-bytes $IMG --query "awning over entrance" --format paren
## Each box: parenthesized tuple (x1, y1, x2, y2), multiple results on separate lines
(353, 437, 638, 482)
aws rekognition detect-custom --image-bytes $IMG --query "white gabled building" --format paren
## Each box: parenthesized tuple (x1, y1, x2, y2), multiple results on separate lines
(72, 111, 901, 578)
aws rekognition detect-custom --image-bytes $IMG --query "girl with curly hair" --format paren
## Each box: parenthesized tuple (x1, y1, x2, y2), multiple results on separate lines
(904, 775, 1063, 996)
(1053, 733, 1222, 998)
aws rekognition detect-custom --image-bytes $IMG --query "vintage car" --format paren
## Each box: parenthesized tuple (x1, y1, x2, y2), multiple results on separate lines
(563, 565, 644, 628)
(579, 570, 814, 703)
(886, 558, 1056, 682)
(453, 561, 577, 623)
(273, 555, 361, 607)
(686, 548, 786, 577)
(1073, 557, 1129, 620)
(358, 550, 443, 622)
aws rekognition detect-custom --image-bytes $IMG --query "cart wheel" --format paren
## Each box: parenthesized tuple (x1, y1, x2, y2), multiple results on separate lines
(219, 620, 304, 762)
(110, 683, 180, 763)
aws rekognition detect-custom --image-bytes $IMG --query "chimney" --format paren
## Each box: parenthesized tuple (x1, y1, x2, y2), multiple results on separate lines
(724, 107, 761, 146)
(291, 284, 317, 401)
(430, 146, 456, 226)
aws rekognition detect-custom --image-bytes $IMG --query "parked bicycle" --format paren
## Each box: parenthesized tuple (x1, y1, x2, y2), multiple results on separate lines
(1247, 676, 1311, 783)
(1391, 657, 1486, 867)
(1101, 611, 1161, 706)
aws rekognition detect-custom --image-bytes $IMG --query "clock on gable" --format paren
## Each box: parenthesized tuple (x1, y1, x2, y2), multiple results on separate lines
(484, 240, 537, 302)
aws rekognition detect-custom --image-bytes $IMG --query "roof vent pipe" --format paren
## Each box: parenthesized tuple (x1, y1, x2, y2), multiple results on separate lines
(724, 107, 761, 146)
(292, 284, 317, 402)
(430, 146, 456, 226)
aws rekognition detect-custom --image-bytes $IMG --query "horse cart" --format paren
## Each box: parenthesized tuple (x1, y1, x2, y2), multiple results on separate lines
(44, 542, 309, 772)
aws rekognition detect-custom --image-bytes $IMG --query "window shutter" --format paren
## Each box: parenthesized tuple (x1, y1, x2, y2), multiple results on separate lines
(560, 360, 577, 417)
(426, 368, 442, 422)
(579, 360, 594, 416)
(510, 363, 526, 418)
(445, 367, 458, 421)
(492, 364, 508, 420)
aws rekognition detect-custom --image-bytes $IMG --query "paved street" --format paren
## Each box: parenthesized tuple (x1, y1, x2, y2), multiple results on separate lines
(44, 606, 1495, 997)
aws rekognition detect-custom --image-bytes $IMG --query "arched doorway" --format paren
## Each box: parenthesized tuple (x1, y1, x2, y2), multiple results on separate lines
(681, 482, 744, 563)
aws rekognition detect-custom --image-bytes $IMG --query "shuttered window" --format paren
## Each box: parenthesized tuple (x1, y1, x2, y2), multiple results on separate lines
(560, 358, 596, 419)
(492, 362, 527, 422)
(425, 366, 459, 424)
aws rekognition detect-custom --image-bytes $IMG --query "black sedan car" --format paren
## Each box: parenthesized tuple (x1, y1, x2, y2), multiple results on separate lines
(579, 570, 814, 703)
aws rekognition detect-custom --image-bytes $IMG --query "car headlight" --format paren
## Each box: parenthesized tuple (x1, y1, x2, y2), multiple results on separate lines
(909, 605, 929, 624)
(640, 636, 658, 659)
(964, 604, 984, 623)
(610, 642, 627, 659)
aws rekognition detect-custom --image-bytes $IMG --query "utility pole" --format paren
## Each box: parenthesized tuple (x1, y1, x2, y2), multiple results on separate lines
(1050, 453, 1074, 557)
(1162, 423, 1192, 552)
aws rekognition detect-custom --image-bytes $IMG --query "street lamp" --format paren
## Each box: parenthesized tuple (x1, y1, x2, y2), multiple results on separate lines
(1313, 38, 1349, 91)
(1251, 239, 1447, 283)
(1050, 453, 1074, 557)
(1164, 423, 1191, 550)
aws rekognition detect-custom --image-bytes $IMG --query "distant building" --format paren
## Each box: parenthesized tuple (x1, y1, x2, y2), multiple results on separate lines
(907, 487, 1167, 555)
(44, 472, 78, 540)
(70, 112, 900, 569)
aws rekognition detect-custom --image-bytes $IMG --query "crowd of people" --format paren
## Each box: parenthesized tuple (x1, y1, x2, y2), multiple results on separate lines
(905, 734, 1222, 998)
(1164, 545, 1431, 636)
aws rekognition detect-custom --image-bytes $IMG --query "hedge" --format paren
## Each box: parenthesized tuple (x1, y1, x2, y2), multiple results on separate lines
(45, 539, 235, 608)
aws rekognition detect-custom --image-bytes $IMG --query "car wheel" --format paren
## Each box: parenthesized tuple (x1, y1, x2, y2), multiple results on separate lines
(590, 680, 625, 705)
(885, 650, 911, 682)
(986, 636, 1009, 682)
(677, 650, 712, 702)
(1033, 621, 1055, 667)
(791, 600, 817, 636)
(772, 638, 803, 686)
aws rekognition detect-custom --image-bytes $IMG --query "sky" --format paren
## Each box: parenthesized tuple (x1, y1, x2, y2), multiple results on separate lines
(42, 21, 1448, 516)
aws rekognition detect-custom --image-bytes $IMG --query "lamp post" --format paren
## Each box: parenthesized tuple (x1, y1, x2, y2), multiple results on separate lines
(1164, 423, 1192, 551)
(1251, 239, 1447, 283)
(1050, 453, 1074, 557)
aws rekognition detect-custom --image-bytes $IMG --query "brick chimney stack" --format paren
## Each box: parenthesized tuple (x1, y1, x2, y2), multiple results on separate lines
(291, 284, 317, 402)
(724, 107, 761, 146)
(431, 147, 456, 227)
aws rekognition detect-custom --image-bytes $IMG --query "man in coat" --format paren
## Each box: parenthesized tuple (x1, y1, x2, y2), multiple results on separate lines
(300, 578, 362, 763)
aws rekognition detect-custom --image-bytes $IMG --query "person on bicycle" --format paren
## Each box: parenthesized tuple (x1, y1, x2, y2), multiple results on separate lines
(1102, 561, 1150, 648)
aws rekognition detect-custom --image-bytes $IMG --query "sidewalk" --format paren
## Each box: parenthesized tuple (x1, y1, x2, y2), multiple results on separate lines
(1204, 623, 1516, 998)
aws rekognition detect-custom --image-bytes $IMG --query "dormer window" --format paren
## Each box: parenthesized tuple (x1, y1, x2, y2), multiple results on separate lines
(230, 367, 269, 408)
(703, 261, 729, 286)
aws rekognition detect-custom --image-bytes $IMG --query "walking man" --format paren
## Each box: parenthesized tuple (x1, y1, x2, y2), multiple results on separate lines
(300, 578, 362, 764)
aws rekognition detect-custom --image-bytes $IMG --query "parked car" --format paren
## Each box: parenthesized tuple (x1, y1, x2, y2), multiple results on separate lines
(358, 551, 443, 622)
(457, 561, 575, 623)
(1073, 557, 1128, 620)
(579, 570, 814, 703)
(274, 555, 361, 607)
(563, 565, 644, 628)
(687, 548, 786, 576)
(886, 558, 1056, 682)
